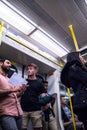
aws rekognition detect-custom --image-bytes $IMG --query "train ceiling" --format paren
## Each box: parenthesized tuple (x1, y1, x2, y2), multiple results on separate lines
(1, 0, 87, 60)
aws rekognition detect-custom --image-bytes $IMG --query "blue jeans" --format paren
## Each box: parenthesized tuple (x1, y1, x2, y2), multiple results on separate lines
(0, 115, 22, 130)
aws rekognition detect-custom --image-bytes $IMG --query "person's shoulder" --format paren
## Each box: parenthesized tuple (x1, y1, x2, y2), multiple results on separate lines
(36, 79, 45, 90)
(0, 73, 8, 79)
(35, 78, 41, 82)
(0, 73, 3, 77)
(28, 78, 43, 85)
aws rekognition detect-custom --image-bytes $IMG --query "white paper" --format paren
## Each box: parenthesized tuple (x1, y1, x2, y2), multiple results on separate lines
(9, 72, 27, 87)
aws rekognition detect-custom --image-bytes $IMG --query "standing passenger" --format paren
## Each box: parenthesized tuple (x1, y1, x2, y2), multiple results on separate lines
(21, 63, 46, 130)
(42, 81, 59, 130)
(0, 59, 27, 130)
(61, 52, 87, 130)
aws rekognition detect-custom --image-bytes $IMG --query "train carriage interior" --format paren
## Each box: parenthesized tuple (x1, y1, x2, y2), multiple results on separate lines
(0, 0, 87, 130)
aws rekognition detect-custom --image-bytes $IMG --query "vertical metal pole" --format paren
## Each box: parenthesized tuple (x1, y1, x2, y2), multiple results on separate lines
(69, 25, 79, 51)
(67, 88, 76, 130)
(68, 24, 80, 130)
(0, 21, 4, 45)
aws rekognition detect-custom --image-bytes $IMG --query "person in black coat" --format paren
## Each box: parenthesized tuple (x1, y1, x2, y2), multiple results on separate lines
(61, 52, 87, 130)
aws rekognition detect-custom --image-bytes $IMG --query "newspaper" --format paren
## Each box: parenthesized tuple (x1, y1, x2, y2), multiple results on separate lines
(9, 72, 27, 87)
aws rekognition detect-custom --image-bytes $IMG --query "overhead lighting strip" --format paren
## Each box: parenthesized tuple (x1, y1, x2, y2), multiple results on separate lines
(0, 1, 35, 35)
(85, 0, 87, 4)
(1, 0, 69, 57)
(31, 30, 69, 57)
(2, 0, 37, 27)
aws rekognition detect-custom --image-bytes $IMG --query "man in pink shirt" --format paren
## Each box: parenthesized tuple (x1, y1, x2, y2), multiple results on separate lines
(0, 58, 27, 130)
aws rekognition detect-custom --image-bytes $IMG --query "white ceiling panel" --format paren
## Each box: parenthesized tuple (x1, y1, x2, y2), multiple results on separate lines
(2, 0, 87, 59)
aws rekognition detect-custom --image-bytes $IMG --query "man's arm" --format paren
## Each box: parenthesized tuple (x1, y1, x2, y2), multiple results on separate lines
(40, 93, 46, 97)
(42, 103, 50, 110)
(0, 89, 12, 96)
(40, 93, 51, 110)
(0, 87, 21, 97)
(63, 120, 73, 127)
(15, 84, 28, 97)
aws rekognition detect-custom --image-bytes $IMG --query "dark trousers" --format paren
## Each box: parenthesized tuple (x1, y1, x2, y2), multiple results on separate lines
(0, 115, 22, 130)
(74, 107, 87, 130)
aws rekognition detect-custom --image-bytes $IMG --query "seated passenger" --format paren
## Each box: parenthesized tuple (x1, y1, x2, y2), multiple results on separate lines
(60, 95, 85, 130)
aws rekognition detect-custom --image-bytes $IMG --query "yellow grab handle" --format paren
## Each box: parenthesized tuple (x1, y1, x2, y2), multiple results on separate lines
(68, 24, 80, 130)
(67, 88, 76, 130)
(0, 21, 4, 45)
(69, 25, 79, 51)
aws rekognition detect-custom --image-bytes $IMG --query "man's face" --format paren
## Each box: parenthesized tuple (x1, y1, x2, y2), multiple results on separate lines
(27, 66, 37, 76)
(61, 97, 66, 105)
(2, 60, 11, 70)
(44, 83, 48, 90)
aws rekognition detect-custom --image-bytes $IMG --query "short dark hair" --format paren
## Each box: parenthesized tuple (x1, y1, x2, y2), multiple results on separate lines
(0, 58, 6, 63)
(60, 95, 65, 98)
(27, 63, 39, 70)
(43, 81, 48, 84)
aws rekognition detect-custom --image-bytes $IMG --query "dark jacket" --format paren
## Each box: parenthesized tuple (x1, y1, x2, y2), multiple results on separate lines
(61, 107, 69, 122)
(61, 52, 87, 109)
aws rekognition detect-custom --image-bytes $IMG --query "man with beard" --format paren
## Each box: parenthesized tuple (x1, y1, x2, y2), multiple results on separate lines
(0, 58, 27, 130)
(21, 63, 46, 130)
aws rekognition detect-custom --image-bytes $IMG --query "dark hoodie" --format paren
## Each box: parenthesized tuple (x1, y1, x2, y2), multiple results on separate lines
(60, 52, 87, 90)
(61, 52, 81, 90)
(67, 52, 80, 63)
(61, 52, 87, 108)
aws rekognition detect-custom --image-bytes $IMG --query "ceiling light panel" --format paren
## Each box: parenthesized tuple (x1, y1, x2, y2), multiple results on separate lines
(30, 30, 69, 57)
(0, 1, 35, 35)
(85, 0, 87, 4)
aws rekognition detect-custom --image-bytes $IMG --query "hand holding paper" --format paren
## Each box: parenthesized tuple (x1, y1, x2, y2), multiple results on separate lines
(11, 86, 21, 92)
(20, 84, 29, 93)
(9, 72, 28, 86)
(11, 84, 29, 97)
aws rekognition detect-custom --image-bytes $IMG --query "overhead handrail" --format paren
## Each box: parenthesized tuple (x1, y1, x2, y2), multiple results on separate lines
(6, 34, 63, 68)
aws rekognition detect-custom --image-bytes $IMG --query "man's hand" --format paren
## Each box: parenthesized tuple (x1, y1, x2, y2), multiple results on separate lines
(74, 114, 79, 122)
(12, 84, 28, 93)
(42, 103, 50, 110)
(15, 84, 29, 97)
(20, 84, 29, 93)
(11, 86, 21, 92)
